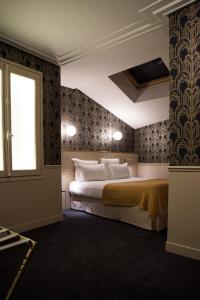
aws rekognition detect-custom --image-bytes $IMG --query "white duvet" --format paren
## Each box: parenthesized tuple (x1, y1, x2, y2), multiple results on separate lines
(69, 177, 149, 199)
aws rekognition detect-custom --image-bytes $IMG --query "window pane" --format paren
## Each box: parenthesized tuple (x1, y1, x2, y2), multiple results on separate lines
(10, 73, 36, 170)
(0, 69, 4, 171)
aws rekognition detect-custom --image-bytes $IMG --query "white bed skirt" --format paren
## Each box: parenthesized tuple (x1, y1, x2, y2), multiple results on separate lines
(70, 194, 167, 231)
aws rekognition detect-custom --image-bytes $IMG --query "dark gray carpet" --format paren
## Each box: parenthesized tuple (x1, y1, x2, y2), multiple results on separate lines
(1, 209, 200, 300)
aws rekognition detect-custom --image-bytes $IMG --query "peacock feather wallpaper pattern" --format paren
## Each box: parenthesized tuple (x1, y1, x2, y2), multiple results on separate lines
(169, 1, 200, 166)
(61, 87, 135, 152)
(135, 120, 169, 163)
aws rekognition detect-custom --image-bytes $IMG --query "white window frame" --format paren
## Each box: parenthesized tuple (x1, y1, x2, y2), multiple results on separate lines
(0, 60, 6, 178)
(0, 58, 43, 180)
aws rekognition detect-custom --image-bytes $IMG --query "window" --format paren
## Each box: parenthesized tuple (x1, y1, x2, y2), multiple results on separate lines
(127, 57, 169, 87)
(0, 66, 4, 173)
(0, 59, 42, 178)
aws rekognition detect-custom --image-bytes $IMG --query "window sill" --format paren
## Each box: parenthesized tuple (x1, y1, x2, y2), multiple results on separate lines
(0, 174, 43, 183)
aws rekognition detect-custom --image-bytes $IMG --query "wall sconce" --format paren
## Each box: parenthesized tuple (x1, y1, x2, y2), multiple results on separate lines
(66, 125, 76, 137)
(113, 131, 123, 141)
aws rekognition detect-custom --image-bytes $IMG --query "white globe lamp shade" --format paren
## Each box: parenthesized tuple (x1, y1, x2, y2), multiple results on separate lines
(113, 131, 123, 141)
(66, 125, 76, 137)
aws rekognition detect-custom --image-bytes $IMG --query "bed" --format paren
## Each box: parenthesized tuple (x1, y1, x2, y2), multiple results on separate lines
(61, 150, 168, 231)
(69, 177, 168, 231)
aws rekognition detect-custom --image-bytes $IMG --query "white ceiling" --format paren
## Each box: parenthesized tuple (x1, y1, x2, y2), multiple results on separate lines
(0, 0, 195, 128)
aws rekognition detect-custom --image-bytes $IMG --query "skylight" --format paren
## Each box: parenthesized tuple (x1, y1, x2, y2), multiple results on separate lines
(109, 57, 169, 103)
(127, 58, 169, 87)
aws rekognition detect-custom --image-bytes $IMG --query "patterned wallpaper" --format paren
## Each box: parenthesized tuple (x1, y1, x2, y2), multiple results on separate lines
(0, 41, 61, 165)
(169, 1, 200, 166)
(135, 120, 169, 163)
(61, 86, 135, 152)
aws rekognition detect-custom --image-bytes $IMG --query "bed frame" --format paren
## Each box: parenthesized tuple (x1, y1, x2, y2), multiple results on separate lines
(70, 194, 167, 231)
(62, 150, 168, 231)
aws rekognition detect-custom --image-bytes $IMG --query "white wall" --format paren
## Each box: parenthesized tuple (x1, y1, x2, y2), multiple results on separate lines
(0, 166, 63, 232)
(166, 167, 200, 261)
(138, 163, 169, 178)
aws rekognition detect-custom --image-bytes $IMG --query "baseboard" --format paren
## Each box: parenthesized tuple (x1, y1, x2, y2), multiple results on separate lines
(166, 241, 200, 261)
(10, 213, 63, 233)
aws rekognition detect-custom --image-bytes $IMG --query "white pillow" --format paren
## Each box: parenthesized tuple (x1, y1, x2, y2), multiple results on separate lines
(108, 163, 130, 180)
(72, 158, 98, 180)
(75, 164, 108, 181)
(100, 158, 120, 165)
(72, 158, 98, 165)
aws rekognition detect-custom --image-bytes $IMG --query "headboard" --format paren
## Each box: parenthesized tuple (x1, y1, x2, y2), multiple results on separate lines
(61, 150, 138, 193)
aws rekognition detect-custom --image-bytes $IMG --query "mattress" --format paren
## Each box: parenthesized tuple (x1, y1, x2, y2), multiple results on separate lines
(69, 177, 149, 199)
(69, 177, 168, 231)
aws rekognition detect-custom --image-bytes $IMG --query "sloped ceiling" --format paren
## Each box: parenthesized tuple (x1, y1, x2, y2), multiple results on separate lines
(0, 0, 195, 128)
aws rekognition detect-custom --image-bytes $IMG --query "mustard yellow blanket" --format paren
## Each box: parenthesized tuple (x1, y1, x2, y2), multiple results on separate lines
(102, 179, 168, 217)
